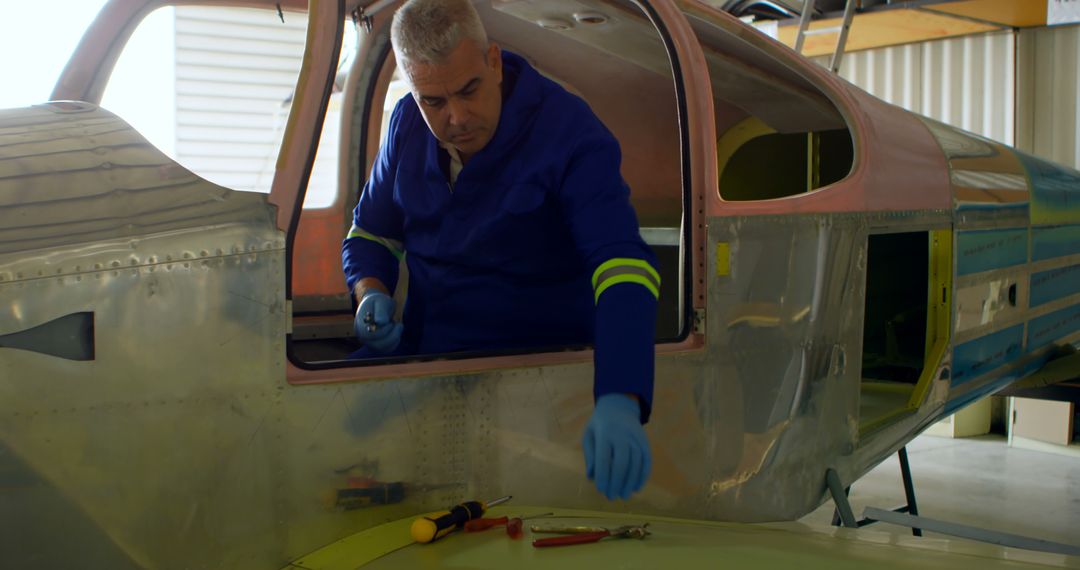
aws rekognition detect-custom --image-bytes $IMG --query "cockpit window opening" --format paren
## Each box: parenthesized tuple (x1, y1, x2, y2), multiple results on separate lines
(287, 0, 689, 371)
(102, 5, 313, 196)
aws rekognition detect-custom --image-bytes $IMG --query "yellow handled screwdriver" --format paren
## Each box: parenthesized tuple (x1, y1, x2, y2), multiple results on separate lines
(410, 495, 512, 544)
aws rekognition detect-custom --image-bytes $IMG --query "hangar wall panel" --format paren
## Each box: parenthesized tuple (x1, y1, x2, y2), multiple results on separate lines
(172, 7, 344, 208)
(1018, 24, 1080, 169)
(820, 31, 1016, 145)
(173, 7, 308, 193)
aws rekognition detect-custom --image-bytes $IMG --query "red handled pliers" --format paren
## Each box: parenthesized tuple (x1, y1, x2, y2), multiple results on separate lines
(531, 523, 650, 548)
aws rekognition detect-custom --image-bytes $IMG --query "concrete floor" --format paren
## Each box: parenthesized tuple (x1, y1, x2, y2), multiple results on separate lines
(799, 434, 1080, 549)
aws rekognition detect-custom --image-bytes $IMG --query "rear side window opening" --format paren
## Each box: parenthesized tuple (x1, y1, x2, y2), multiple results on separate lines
(684, 11, 854, 202)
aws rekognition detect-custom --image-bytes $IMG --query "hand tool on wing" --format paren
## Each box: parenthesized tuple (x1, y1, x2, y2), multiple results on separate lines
(531, 523, 650, 548)
(464, 512, 553, 538)
(410, 495, 512, 543)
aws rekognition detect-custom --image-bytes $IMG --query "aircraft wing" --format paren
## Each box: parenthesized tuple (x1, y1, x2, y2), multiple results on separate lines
(284, 507, 1080, 570)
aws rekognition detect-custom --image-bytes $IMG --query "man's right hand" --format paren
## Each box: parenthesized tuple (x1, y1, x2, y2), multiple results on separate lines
(354, 292, 403, 353)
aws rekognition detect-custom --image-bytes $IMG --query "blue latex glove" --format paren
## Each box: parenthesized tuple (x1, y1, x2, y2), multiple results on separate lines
(353, 292, 403, 353)
(582, 393, 651, 500)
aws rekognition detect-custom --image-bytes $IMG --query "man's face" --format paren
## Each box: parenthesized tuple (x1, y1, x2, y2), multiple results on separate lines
(404, 38, 503, 162)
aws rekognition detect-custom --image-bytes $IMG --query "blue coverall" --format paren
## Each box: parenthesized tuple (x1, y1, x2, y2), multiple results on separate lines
(342, 51, 659, 420)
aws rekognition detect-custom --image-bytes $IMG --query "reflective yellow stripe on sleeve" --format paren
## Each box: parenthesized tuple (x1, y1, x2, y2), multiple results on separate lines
(347, 225, 405, 261)
(592, 258, 661, 303)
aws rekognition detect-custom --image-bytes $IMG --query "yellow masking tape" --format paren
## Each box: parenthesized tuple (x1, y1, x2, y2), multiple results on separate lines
(716, 242, 730, 276)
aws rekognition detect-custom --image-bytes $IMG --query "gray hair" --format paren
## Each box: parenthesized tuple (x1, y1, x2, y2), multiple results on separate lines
(391, 0, 489, 69)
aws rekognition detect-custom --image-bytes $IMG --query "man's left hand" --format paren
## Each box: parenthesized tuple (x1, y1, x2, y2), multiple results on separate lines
(582, 393, 651, 500)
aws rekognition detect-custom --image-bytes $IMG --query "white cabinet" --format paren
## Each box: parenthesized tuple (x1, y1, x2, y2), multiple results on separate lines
(1010, 397, 1077, 450)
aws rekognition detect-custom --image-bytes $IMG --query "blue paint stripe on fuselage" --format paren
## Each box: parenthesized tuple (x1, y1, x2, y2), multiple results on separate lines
(956, 229, 1028, 276)
(1030, 264, 1080, 307)
(943, 354, 1048, 415)
(951, 324, 1025, 387)
(944, 151, 1080, 412)
(1032, 224, 1080, 262)
(1027, 303, 1080, 352)
(946, 304, 1080, 411)
(956, 202, 1029, 213)
(1017, 150, 1080, 225)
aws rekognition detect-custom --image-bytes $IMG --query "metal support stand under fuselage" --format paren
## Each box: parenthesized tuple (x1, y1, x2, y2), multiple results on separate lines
(828, 446, 922, 536)
(827, 446, 1080, 556)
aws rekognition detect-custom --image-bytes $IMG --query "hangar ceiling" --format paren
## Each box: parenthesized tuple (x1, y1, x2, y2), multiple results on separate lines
(723, 0, 1059, 56)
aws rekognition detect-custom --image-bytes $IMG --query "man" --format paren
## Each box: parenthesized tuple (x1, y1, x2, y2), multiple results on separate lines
(341, 0, 658, 501)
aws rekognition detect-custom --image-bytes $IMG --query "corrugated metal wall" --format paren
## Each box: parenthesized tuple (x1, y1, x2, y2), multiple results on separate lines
(818, 31, 1016, 146)
(173, 7, 307, 192)
(1018, 24, 1080, 169)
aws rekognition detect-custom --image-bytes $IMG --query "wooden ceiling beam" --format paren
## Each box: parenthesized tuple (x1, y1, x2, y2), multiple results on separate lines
(775, 0, 1049, 57)
(777, 7, 1002, 56)
(923, 0, 1048, 28)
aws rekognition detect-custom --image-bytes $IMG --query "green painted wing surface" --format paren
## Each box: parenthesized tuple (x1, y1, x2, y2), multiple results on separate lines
(285, 507, 1080, 570)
